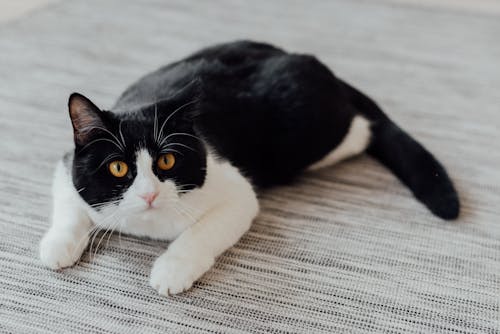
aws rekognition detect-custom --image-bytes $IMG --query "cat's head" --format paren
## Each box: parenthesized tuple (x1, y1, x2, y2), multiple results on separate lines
(68, 92, 206, 215)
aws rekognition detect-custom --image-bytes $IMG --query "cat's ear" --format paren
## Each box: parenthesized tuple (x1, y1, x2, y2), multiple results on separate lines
(68, 93, 105, 146)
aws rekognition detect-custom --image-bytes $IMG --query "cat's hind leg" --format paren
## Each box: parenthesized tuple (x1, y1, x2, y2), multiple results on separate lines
(308, 115, 371, 170)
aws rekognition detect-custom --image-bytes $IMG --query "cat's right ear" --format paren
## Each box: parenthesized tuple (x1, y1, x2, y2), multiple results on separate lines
(68, 93, 105, 146)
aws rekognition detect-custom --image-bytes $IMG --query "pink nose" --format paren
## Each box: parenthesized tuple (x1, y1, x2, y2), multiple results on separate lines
(140, 192, 159, 206)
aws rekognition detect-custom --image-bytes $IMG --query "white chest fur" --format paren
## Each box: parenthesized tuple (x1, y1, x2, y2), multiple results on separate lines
(40, 151, 259, 295)
(83, 152, 252, 240)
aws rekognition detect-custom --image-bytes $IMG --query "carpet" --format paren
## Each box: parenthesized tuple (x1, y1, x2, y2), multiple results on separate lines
(0, 0, 499, 333)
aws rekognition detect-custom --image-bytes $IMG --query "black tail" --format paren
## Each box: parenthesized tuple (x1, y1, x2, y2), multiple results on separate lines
(342, 82, 460, 220)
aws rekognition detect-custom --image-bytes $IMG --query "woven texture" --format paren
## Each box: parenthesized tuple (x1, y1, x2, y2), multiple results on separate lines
(0, 0, 499, 333)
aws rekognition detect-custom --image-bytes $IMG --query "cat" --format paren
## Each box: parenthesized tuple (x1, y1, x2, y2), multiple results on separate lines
(39, 40, 459, 296)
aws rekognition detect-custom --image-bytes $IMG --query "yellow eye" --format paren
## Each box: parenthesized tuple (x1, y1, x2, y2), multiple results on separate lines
(157, 153, 175, 171)
(108, 161, 128, 178)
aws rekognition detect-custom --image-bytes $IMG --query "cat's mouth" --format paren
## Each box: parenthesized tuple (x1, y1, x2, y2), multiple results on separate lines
(140, 203, 158, 212)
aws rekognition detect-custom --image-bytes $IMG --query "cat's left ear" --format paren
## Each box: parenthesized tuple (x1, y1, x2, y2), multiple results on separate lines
(68, 93, 106, 146)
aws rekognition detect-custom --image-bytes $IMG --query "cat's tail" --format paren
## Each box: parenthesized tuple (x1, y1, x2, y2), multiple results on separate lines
(342, 82, 460, 220)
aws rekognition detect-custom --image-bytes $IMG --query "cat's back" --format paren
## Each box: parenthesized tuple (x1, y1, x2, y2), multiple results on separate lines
(112, 41, 350, 186)
(113, 41, 285, 112)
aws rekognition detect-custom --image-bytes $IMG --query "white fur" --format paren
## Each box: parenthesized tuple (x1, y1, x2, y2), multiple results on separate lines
(40, 116, 368, 294)
(39, 161, 92, 269)
(40, 149, 259, 296)
(308, 115, 371, 170)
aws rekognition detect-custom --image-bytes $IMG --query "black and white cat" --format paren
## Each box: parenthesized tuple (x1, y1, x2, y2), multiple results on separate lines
(40, 41, 459, 295)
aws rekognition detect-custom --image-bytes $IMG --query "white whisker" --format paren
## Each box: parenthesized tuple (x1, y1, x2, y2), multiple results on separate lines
(90, 199, 122, 209)
(159, 148, 184, 156)
(160, 132, 202, 146)
(71, 224, 100, 263)
(157, 100, 198, 144)
(89, 209, 124, 263)
(118, 120, 126, 149)
(83, 125, 125, 151)
(93, 153, 123, 174)
(173, 206, 197, 224)
(176, 183, 200, 190)
(81, 138, 124, 152)
(161, 142, 197, 152)
(153, 104, 159, 143)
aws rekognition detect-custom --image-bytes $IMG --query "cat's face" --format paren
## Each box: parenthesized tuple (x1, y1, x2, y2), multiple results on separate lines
(68, 93, 206, 216)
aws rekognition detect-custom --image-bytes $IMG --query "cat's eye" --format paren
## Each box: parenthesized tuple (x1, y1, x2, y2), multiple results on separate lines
(108, 161, 128, 178)
(157, 153, 175, 171)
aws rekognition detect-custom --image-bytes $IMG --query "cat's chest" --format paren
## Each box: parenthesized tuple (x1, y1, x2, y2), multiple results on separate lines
(91, 206, 195, 241)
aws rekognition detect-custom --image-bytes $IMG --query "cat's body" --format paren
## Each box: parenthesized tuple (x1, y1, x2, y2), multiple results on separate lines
(40, 41, 459, 295)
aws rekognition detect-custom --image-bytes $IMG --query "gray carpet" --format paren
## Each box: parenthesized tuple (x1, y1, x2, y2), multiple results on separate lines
(0, 0, 499, 333)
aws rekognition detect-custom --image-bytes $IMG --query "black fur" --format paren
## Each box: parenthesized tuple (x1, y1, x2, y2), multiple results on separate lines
(341, 82, 459, 219)
(70, 92, 206, 208)
(70, 40, 459, 219)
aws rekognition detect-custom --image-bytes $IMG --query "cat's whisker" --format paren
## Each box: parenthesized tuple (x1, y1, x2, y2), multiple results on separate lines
(177, 188, 208, 194)
(88, 227, 103, 264)
(89, 196, 123, 208)
(87, 205, 123, 255)
(177, 183, 200, 189)
(71, 224, 100, 262)
(157, 100, 198, 144)
(91, 202, 145, 259)
(117, 224, 124, 248)
(93, 153, 123, 174)
(159, 132, 202, 146)
(80, 138, 124, 153)
(153, 104, 159, 143)
(172, 206, 197, 224)
(89, 209, 124, 263)
(161, 142, 197, 153)
(81, 125, 125, 151)
(90, 201, 121, 209)
(104, 217, 123, 250)
(177, 185, 208, 196)
(118, 120, 126, 149)
(159, 148, 184, 156)
(174, 201, 202, 222)
(93, 222, 116, 262)
(90, 202, 121, 211)
(74, 232, 97, 267)
(103, 203, 140, 245)
(180, 205, 202, 220)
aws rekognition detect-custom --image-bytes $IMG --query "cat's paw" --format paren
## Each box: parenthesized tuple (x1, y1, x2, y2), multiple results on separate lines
(149, 252, 214, 296)
(39, 230, 88, 270)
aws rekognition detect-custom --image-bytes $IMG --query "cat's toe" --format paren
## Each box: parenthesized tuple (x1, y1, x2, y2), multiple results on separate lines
(39, 231, 87, 270)
(149, 254, 214, 296)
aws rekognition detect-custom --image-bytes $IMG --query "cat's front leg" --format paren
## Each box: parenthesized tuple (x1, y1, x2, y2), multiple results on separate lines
(40, 160, 92, 269)
(150, 176, 259, 295)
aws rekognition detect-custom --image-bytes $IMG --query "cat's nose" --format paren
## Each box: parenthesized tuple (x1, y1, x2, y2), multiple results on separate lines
(139, 192, 159, 206)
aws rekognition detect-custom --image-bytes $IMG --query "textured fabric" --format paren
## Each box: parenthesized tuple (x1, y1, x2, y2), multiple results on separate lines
(0, 1, 499, 333)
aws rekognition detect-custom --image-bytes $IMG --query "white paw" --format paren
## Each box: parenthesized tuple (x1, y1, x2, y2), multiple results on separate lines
(39, 230, 88, 270)
(150, 252, 214, 296)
